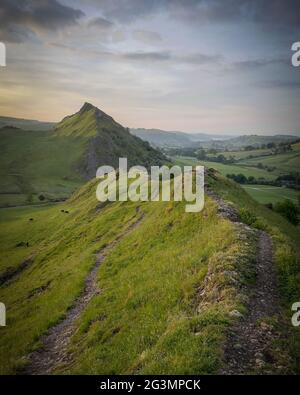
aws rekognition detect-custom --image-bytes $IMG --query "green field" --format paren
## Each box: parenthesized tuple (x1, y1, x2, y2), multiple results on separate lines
(207, 148, 273, 161)
(173, 153, 300, 205)
(239, 150, 300, 174)
(206, 142, 300, 176)
(242, 185, 300, 205)
(0, 128, 86, 207)
(173, 156, 276, 180)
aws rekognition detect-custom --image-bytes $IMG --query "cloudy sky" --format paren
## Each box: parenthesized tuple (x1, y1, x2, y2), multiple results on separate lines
(0, 0, 300, 134)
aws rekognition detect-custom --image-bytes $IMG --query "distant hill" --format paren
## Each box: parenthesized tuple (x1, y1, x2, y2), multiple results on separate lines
(192, 134, 299, 150)
(221, 134, 300, 149)
(131, 128, 194, 148)
(131, 128, 239, 148)
(0, 116, 55, 131)
(0, 103, 166, 206)
(131, 128, 299, 149)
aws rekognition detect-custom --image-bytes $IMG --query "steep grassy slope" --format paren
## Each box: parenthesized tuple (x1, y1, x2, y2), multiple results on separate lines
(0, 177, 256, 374)
(55, 103, 166, 179)
(0, 170, 299, 374)
(0, 104, 166, 207)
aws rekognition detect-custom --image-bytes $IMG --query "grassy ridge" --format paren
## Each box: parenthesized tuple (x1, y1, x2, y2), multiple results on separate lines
(209, 172, 300, 372)
(0, 179, 254, 374)
(0, 172, 299, 374)
(62, 196, 253, 374)
(0, 181, 141, 373)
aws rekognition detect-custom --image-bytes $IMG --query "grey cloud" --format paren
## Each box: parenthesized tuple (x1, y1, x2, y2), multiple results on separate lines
(88, 16, 114, 30)
(115, 50, 221, 65)
(92, 0, 161, 23)
(0, 0, 84, 43)
(91, 0, 300, 29)
(183, 53, 222, 65)
(123, 51, 170, 62)
(259, 80, 300, 90)
(133, 30, 162, 44)
(0, 24, 37, 44)
(87, 17, 126, 43)
(111, 30, 126, 43)
(232, 58, 288, 71)
(46, 43, 221, 65)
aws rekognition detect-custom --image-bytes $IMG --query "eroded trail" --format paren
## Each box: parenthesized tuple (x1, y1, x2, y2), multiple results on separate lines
(25, 213, 144, 375)
(221, 231, 281, 374)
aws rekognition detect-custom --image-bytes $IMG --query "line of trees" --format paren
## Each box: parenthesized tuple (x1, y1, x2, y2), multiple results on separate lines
(227, 172, 300, 190)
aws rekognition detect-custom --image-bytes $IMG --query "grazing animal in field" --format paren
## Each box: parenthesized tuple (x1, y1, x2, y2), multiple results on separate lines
(16, 241, 25, 247)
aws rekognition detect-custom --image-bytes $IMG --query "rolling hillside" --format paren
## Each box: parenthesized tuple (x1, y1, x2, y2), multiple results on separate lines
(239, 150, 300, 175)
(0, 170, 299, 374)
(130, 128, 233, 148)
(131, 128, 299, 151)
(173, 156, 277, 181)
(0, 116, 55, 131)
(173, 139, 300, 205)
(0, 107, 299, 374)
(199, 135, 299, 150)
(0, 104, 166, 207)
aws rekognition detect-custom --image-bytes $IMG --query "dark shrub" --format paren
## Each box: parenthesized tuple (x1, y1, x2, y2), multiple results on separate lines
(274, 199, 299, 225)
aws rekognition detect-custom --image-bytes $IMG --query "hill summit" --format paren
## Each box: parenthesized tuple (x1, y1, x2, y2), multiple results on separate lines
(79, 102, 112, 119)
(55, 102, 166, 178)
(55, 102, 117, 138)
(0, 103, 166, 206)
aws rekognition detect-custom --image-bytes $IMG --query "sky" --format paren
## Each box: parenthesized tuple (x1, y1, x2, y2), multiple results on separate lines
(0, 0, 300, 134)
